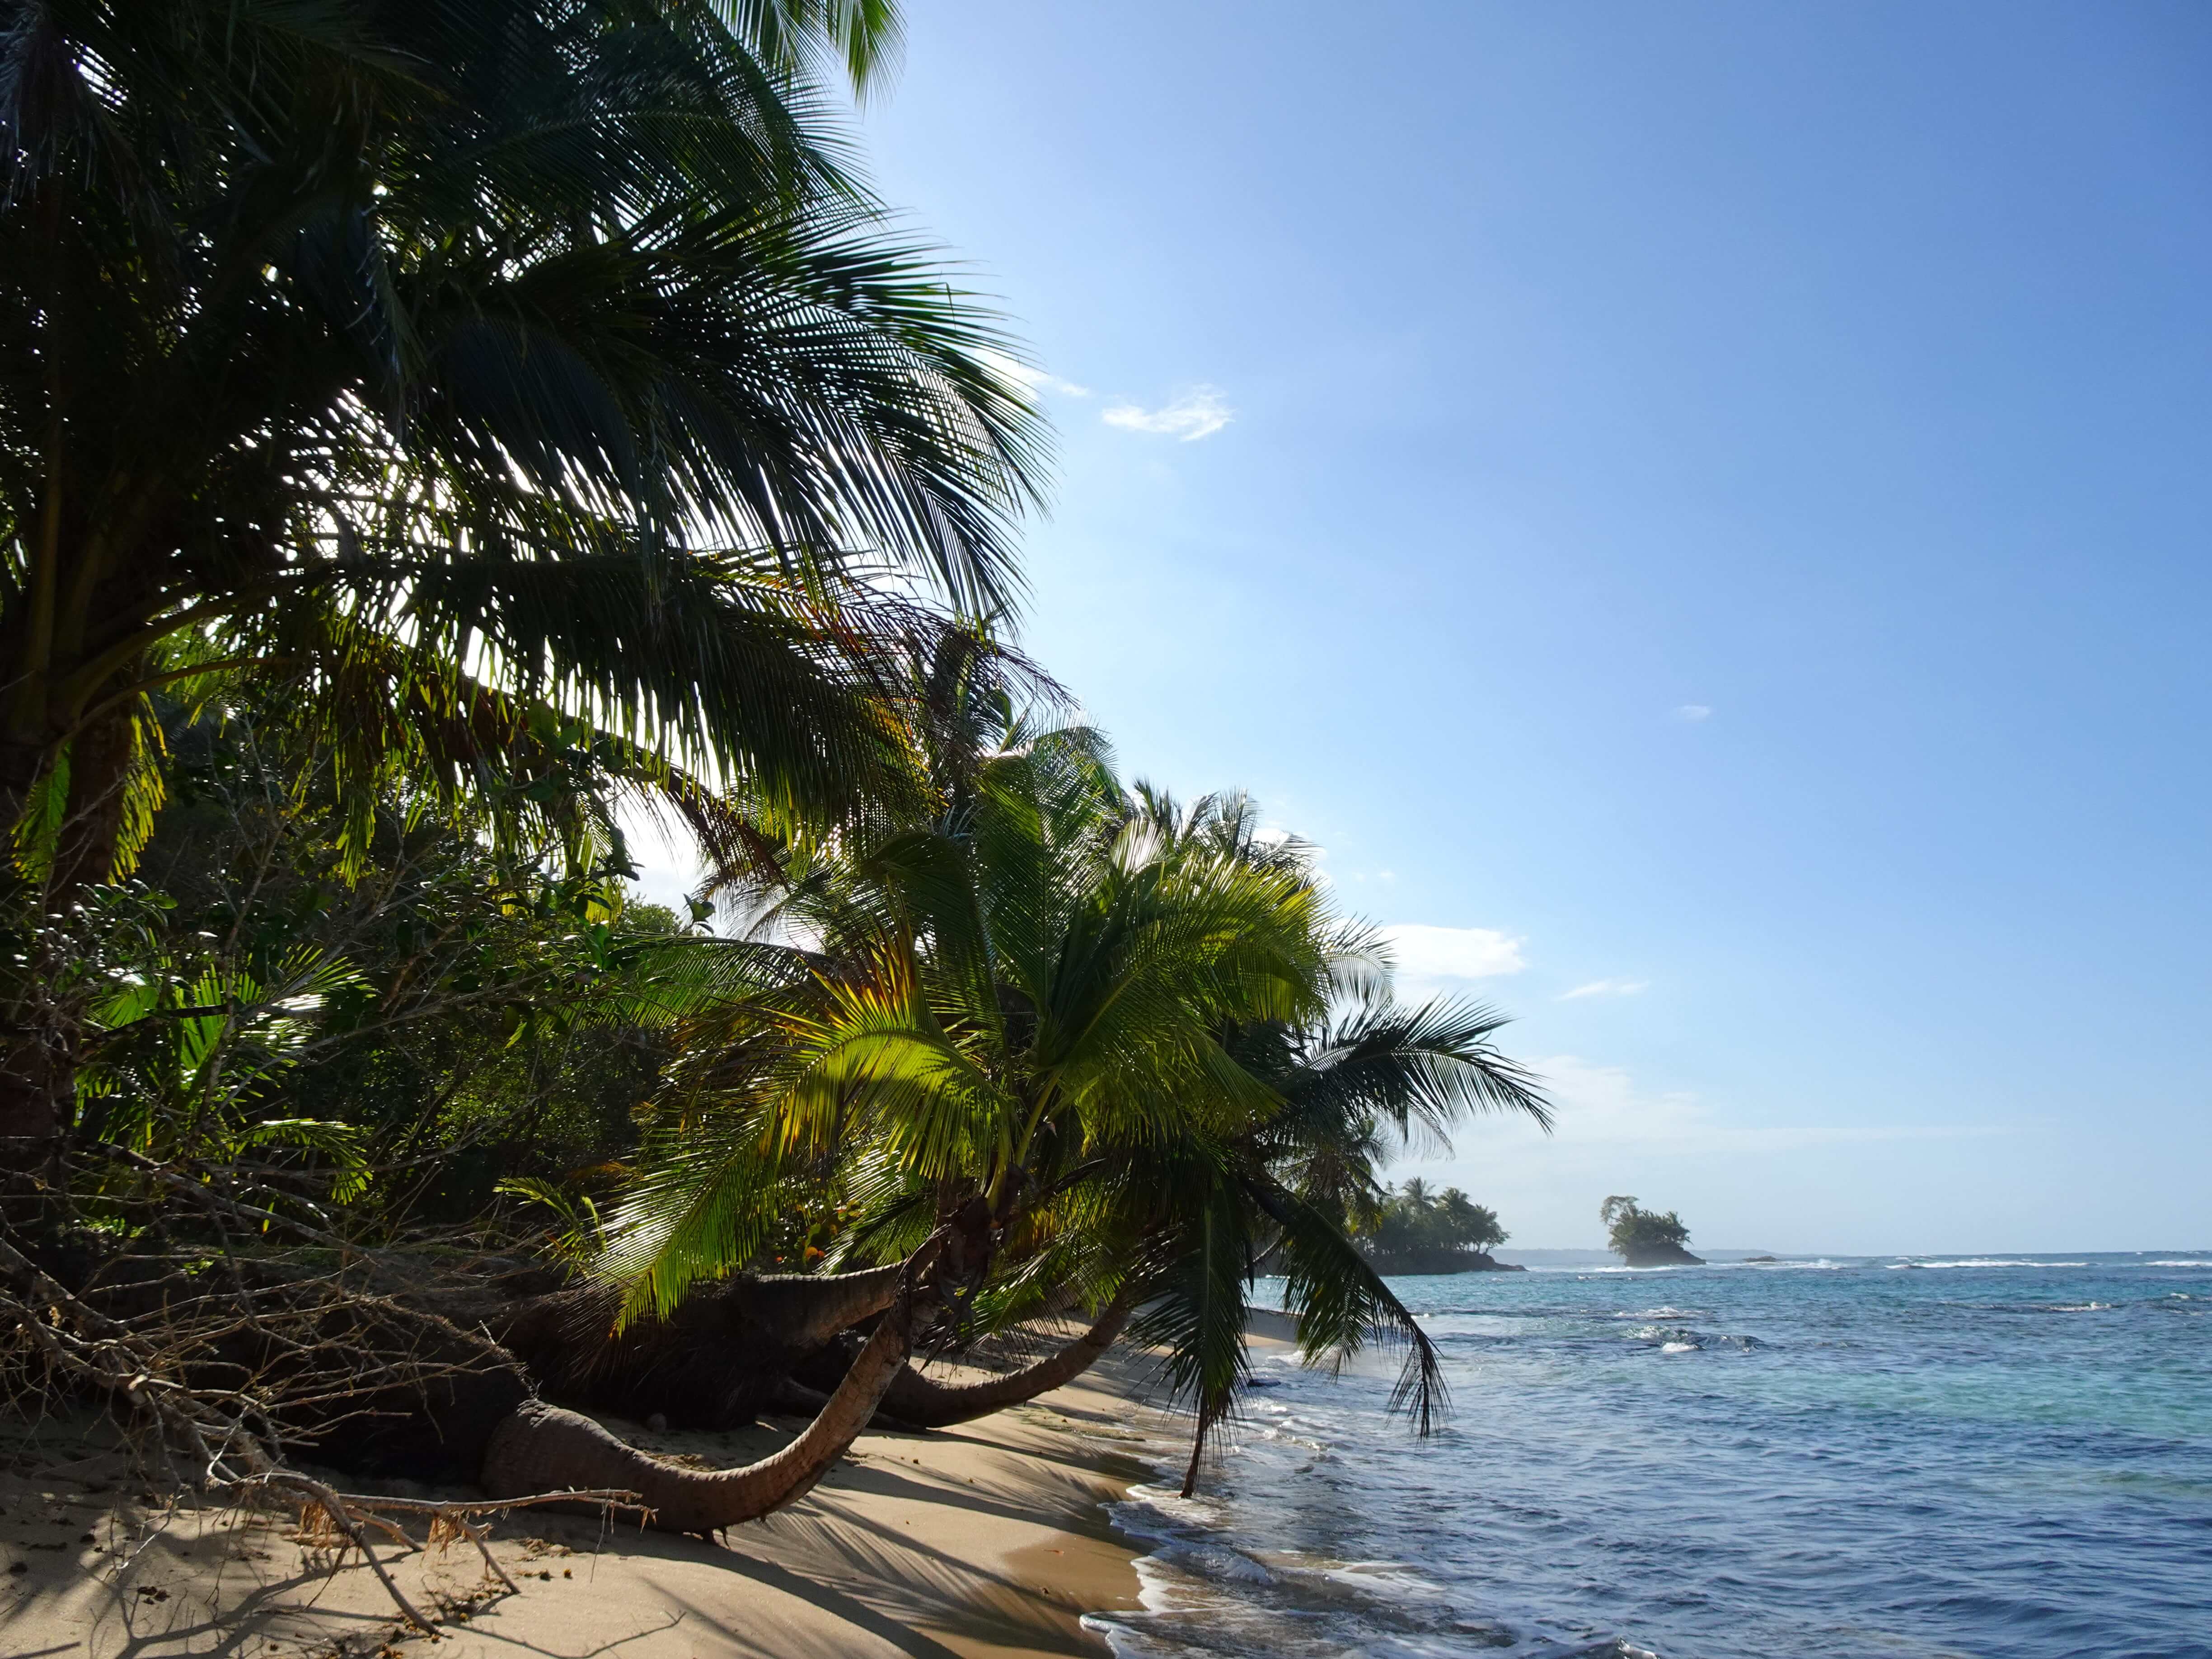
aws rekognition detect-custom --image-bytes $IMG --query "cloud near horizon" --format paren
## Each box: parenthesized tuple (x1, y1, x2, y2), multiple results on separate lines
(1102, 386, 1233, 441)
(1673, 703, 1712, 722)
(1561, 977, 1649, 999)
(1380, 923, 1527, 980)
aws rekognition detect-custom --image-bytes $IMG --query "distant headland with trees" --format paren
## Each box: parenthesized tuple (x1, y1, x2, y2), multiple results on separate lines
(1358, 1179, 1525, 1274)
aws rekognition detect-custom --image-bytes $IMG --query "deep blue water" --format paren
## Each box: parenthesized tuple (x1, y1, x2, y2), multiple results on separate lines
(1083, 1253, 2212, 1659)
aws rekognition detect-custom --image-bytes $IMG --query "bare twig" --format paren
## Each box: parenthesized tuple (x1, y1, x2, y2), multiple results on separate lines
(255, 1469, 434, 1632)
(242, 1476, 652, 1623)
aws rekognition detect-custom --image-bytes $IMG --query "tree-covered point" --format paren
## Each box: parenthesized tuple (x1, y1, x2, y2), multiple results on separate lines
(1356, 1177, 1511, 1274)
(1601, 1195, 1704, 1266)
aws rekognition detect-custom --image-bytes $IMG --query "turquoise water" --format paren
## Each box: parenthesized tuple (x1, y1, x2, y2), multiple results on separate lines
(1086, 1254, 2212, 1659)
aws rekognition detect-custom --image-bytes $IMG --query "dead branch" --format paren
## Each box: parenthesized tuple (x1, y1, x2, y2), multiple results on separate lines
(243, 1475, 652, 1622)
(258, 1468, 436, 1632)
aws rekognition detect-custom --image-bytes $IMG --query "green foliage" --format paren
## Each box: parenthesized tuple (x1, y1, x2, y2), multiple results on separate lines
(12, 689, 704, 1229)
(594, 703, 1339, 1326)
(1, 0, 1046, 891)
(592, 721, 1550, 1472)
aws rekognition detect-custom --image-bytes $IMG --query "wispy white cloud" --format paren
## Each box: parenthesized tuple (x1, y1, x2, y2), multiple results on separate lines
(977, 347, 1089, 399)
(1380, 923, 1526, 980)
(1102, 386, 1232, 441)
(1561, 978, 1649, 1000)
(1673, 704, 1712, 722)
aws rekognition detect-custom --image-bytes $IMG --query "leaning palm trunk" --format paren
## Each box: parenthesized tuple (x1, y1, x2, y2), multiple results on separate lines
(876, 1292, 1133, 1429)
(736, 1263, 909, 1352)
(493, 1261, 905, 1374)
(1181, 1391, 1228, 1500)
(483, 1260, 911, 1430)
(480, 1239, 941, 1535)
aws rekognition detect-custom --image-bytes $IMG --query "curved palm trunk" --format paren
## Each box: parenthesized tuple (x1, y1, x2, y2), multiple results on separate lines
(1181, 1392, 1226, 1499)
(487, 1261, 911, 1429)
(479, 1239, 940, 1535)
(876, 1292, 1133, 1429)
(492, 1261, 905, 1356)
(740, 1262, 907, 1351)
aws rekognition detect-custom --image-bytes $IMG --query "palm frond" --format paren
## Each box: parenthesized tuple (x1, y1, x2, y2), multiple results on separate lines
(1249, 1176, 1449, 1436)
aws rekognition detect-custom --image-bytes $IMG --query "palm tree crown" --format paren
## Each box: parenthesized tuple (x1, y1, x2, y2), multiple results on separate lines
(0, 0, 1049, 889)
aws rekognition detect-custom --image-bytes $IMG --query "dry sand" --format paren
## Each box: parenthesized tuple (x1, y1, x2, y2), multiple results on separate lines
(0, 1354, 1174, 1659)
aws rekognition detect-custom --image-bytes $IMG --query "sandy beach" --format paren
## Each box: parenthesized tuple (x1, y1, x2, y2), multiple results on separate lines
(0, 1354, 1165, 1659)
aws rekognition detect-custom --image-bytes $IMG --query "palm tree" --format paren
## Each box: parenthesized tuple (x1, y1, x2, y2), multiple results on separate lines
(956, 788, 1549, 1491)
(0, 0, 1048, 1138)
(484, 722, 1333, 1529)
(1095, 825, 1552, 1495)
(603, 774, 1548, 1502)
(0, 0, 1043, 882)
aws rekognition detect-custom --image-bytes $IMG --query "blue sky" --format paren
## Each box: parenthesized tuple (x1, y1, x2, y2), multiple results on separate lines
(658, 3, 2212, 1251)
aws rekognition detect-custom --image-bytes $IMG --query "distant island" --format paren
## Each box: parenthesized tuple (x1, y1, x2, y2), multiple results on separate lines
(1602, 1195, 1706, 1267)
(1359, 1179, 1526, 1275)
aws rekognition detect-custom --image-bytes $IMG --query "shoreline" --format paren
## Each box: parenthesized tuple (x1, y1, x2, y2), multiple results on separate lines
(3, 1356, 1163, 1659)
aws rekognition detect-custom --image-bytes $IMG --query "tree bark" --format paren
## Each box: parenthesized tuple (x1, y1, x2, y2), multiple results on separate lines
(479, 1237, 941, 1534)
(1180, 1415, 1209, 1499)
(876, 1292, 1132, 1429)
(733, 1262, 909, 1352)
(490, 1261, 909, 1429)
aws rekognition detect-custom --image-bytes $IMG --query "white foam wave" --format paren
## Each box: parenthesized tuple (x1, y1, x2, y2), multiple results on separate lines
(1091, 1528, 1656, 1659)
(1576, 1263, 1699, 1274)
(1887, 1258, 2086, 1269)
(2147, 1260, 2212, 1268)
(1722, 1257, 1846, 1270)
(1153, 1540, 1277, 1586)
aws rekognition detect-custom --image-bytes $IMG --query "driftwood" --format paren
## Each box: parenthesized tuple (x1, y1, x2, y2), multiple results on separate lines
(1, 1214, 649, 1632)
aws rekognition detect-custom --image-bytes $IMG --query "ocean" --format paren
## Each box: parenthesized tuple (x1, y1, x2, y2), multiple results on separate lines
(1081, 1253, 2212, 1659)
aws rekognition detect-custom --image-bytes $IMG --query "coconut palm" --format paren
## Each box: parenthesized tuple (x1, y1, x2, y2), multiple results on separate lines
(480, 724, 1332, 1530)
(0, 0, 1048, 1140)
(0, 0, 1044, 884)
(891, 787, 1548, 1486)
(576, 763, 1550, 1508)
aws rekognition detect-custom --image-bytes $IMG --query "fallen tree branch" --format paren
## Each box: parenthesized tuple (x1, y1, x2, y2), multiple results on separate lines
(263, 1470, 436, 1631)
(241, 1474, 653, 1624)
